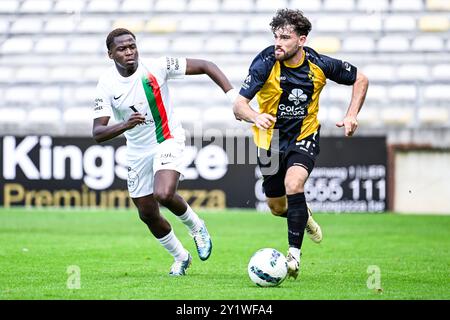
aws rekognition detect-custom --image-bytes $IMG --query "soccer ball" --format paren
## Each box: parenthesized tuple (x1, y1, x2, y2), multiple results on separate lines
(247, 248, 288, 287)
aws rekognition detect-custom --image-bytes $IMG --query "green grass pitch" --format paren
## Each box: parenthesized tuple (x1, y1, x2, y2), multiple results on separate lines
(0, 208, 449, 300)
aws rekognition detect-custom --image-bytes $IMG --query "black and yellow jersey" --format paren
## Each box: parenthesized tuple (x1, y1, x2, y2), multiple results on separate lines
(239, 45, 357, 152)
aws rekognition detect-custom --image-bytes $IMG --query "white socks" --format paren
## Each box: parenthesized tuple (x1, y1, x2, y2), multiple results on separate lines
(288, 247, 301, 262)
(157, 229, 188, 261)
(177, 205, 203, 232)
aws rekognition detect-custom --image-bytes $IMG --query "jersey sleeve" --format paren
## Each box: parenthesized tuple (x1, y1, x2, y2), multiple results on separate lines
(239, 50, 274, 100)
(319, 54, 357, 85)
(93, 79, 113, 119)
(157, 56, 187, 80)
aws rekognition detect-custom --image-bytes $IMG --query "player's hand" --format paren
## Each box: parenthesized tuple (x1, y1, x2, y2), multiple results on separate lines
(336, 115, 358, 137)
(254, 113, 276, 130)
(126, 112, 146, 129)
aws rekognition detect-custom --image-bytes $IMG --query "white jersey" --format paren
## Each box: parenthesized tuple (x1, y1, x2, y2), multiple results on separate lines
(93, 57, 187, 154)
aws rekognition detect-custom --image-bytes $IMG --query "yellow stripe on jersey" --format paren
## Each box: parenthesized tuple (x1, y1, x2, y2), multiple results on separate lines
(297, 60, 327, 141)
(252, 61, 282, 150)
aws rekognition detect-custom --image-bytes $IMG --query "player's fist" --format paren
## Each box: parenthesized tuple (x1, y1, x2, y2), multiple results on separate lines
(126, 112, 146, 129)
(336, 115, 358, 137)
(254, 113, 276, 130)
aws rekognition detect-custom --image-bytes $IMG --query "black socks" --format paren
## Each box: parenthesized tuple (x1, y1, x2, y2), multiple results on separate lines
(287, 192, 308, 249)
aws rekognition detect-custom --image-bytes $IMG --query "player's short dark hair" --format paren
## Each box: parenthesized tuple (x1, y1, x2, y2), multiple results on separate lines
(106, 28, 136, 50)
(270, 9, 312, 36)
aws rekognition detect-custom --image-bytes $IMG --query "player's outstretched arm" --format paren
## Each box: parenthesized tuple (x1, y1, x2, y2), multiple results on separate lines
(336, 71, 369, 137)
(233, 94, 276, 130)
(185, 58, 235, 95)
(92, 113, 146, 143)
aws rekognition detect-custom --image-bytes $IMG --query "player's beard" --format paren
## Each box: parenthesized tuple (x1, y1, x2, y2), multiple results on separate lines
(275, 46, 301, 62)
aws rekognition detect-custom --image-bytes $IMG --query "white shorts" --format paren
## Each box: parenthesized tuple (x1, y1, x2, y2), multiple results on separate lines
(126, 129, 186, 198)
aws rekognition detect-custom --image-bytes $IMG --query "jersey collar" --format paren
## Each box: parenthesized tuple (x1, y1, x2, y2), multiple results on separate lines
(282, 49, 305, 68)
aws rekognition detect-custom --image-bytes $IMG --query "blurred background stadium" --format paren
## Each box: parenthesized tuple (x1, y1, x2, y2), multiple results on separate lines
(0, 0, 449, 214)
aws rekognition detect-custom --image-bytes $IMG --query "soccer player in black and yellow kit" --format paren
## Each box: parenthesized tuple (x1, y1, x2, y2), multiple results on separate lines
(233, 9, 369, 279)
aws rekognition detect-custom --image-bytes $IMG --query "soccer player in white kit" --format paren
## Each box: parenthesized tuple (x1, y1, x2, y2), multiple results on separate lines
(92, 28, 237, 276)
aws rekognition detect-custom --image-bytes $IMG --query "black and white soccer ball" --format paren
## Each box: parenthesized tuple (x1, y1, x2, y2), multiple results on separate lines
(247, 248, 288, 287)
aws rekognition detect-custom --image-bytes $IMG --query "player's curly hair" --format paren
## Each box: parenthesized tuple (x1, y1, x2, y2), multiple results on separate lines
(106, 28, 136, 50)
(270, 9, 312, 36)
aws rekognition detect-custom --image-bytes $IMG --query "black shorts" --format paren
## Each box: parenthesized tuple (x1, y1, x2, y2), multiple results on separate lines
(257, 131, 320, 198)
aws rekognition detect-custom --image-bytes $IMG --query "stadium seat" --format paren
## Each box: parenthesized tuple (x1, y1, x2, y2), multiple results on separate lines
(179, 18, 211, 33)
(316, 17, 348, 32)
(83, 65, 109, 82)
(349, 15, 382, 32)
(324, 106, 345, 125)
(418, 107, 450, 126)
(240, 36, 273, 53)
(356, 107, 381, 128)
(15, 66, 49, 83)
(0, 108, 27, 135)
(138, 37, 171, 53)
(411, 36, 444, 52)
(397, 64, 430, 81)
(120, 0, 153, 12)
(0, 67, 15, 83)
(363, 85, 388, 104)
(154, 0, 187, 12)
(39, 87, 62, 105)
(308, 36, 341, 53)
(380, 107, 415, 127)
(86, 0, 120, 12)
(68, 37, 103, 54)
(424, 85, 450, 102)
(255, 0, 287, 12)
(112, 19, 145, 33)
(327, 85, 353, 104)
(205, 37, 237, 53)
(5, 87, 39, 105)
(27, 107, 62, 135)
(391, 0, 423, 11)
(49, 66, 84, 83)
(2, 37, 34, 55)
(323, 0, 355, 11)
(388, 85, 417, 102)
(221, 0, 253, 12)
(431, 64, 450, 80)
(290, 0, 322, 12)
(213, 16, 246, 33)
(188, 0, 220, 12)
(45, 17, 77, 34)
(342, 37, 375, 52)
(247, 16, 272, 33)
(357, 0, 389, 12)
(63, 107, 93, 136)
(426, 0, 450, 10)
(419, 16, 450, 32)
(0, 0, 20, 13)
(383, 16, 416, 31)
(10, 18, 43, 34)
(171, 37, 205, 53)
(377, 36, 410, 52)
(21, 0, 53, 13)
(34, 38, 66, 54)
(53, 0, 86, 13)
(145, 17, 178, 33)
(363, 65, 396, 82)
(77, 18, 111, 33)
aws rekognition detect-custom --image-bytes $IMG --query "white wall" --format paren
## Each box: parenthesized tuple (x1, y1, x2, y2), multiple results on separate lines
(394, 150, 450, 214)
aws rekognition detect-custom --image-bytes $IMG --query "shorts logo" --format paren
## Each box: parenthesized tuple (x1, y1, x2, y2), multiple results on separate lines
(127, 167, 139, 193)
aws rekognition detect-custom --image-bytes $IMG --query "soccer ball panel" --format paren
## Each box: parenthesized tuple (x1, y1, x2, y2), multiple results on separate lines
(247, 248, 288, 287)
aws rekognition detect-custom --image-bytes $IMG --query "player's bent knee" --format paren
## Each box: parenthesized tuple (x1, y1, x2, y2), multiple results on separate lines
(153, 189, 175, 206)
(285, 180, 304, 195)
